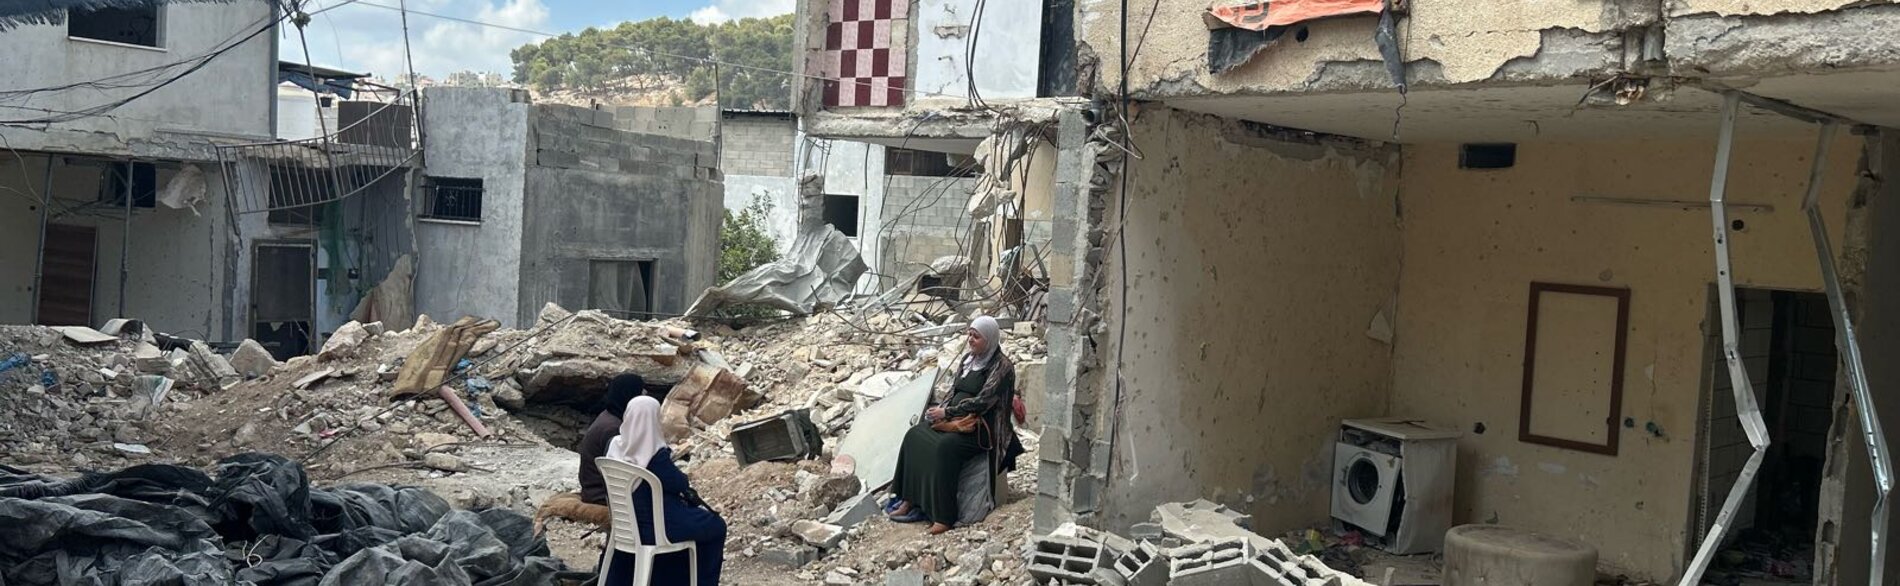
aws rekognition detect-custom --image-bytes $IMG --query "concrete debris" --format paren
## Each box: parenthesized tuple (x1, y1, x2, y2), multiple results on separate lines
(228, 339, 280, 378)
(1028, 534, 1110, 584)
(4, 295, 1053, 584)
(51, 326, 117, 345)
(789, 519, 847, 549)
(318, 321, 371, 361)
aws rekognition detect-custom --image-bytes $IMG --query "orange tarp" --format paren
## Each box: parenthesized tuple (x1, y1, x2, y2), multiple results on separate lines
(1206, 0, 1384, 31)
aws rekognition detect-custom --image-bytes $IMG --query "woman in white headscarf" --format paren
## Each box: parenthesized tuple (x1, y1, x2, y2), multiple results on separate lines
(599, 396, 727, 586)
(886, 315, 1017, 535)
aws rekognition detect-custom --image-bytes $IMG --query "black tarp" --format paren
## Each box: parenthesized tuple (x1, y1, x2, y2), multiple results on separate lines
(0, 454, 564, 586)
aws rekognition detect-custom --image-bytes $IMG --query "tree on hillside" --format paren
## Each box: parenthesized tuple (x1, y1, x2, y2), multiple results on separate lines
(509, 15, 793, 109)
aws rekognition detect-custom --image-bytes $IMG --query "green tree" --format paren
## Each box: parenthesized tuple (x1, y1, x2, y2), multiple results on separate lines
(719, 195, 780, 284)
(510, 14, 793, 109)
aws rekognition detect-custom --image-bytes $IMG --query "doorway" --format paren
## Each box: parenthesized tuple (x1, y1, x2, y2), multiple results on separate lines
(1695, 288, 1839, 584)
(252, 241, 315, 360)
(35, 224, 98, 326)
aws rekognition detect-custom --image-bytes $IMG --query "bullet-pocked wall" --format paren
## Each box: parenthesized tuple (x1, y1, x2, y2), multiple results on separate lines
(1097, 107, 1403, 532)
(1386, 131, 1860, 580)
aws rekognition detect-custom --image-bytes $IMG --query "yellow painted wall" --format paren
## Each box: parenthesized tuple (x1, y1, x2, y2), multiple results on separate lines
(1387, 132, 1859, 579)
(1101, 107, 1404, 531)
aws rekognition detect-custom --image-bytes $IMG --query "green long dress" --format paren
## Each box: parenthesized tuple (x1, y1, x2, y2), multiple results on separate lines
(890, 367, 992, 526)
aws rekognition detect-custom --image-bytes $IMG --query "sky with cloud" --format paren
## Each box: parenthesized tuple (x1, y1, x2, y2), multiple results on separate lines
(291, 0, 793, 80)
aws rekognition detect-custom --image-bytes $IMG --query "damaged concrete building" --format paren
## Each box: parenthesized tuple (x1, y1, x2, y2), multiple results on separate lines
(413, 87, 724, 328)
(793, 0, 1900, 584)
(3, 9, 724, 358)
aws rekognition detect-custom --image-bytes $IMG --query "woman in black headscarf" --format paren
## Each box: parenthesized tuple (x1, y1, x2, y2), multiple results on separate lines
(578, 373, 646, 505)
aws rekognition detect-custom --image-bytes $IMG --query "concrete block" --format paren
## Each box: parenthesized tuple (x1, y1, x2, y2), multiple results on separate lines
(1168, 539, 1254, 586)
(1110, 540, 1168, 586)
(790, 519, 846, 549)
(1028, 534, 1108, 584)
(1443, 525, 1596, 586)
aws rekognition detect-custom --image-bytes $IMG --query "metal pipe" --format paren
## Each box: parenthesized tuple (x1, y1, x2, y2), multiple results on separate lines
(435, 385, 492, 438)
(29, 155, 54, 325)
(120, 161, 132, 319)
(1798, 122, 1893, 586)
(1679, 91, 1773, 586)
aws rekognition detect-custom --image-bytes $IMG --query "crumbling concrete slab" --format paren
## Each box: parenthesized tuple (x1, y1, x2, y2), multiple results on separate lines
(1154, 499, 1258, 545)
(836, 368, 937, 490)
(660, 362, 754, 441)
(294, 368, 337, 390)
(52, 326, 116, 345)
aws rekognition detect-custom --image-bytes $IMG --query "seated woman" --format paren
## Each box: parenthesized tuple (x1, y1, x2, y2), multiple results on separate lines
(580, 374, 646, 505)
(601, 396, 727, 585)
(536, 374, 646, 533)
(887, 315, 1016, 535)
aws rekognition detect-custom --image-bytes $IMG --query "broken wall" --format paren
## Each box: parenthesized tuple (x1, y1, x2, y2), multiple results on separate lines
(1387, 131, 1859, 580)
(813, 139, 890, 290)
(1079, 0, 1650, 99)
(1830, 128, 1900, 586)
(415, 88, 532, 328)
(0, 155, 236, 338)
(1097, 107, 1402, 534)
(721, 113, 804, 256)
(516, 106, 724, 323)
(912, 0, 1043, 104)
(878, 175, 977, 284)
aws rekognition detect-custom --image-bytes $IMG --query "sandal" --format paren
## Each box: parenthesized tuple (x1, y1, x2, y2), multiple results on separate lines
(888, 509, 927, 524)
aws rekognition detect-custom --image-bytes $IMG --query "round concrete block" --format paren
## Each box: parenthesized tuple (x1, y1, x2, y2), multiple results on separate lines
(1443, 525, 1597, 586)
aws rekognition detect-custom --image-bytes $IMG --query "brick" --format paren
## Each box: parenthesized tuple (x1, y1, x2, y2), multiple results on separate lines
(1110, 541, 1168, 586)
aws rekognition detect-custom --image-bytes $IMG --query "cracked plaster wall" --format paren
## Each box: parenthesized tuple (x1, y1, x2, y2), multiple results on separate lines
(1081, 0, 1646, 98)
(1389, 131, 1859, 580)
(1095, 106, 1403, 534)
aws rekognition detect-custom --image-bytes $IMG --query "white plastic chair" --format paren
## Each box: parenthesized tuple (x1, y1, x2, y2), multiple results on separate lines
(596, 457, 699, 586)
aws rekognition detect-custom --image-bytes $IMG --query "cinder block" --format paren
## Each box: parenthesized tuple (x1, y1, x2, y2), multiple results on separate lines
(1169, 540, 1255, 586)
(1027, 535, 1107, 584)
(1110, 540, 1168, 586)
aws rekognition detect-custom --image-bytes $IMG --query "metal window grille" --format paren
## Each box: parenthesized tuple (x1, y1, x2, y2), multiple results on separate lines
(421, 178, 483, 222)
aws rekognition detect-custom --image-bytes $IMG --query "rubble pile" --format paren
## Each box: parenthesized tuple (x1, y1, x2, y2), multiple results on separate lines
(4, 301, 1055, 584)
(0, 324, 241, 471)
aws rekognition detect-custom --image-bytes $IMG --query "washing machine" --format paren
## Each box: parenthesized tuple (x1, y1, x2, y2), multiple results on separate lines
(1330, 417, 1460, 554)
(1332, 441, 1403, 534)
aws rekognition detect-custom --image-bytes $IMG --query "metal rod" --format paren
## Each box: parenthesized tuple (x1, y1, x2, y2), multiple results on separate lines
(1679, 91, 1772, 586)
(1570, 195, 1773, 212)
(29, 155, 53, 325)
(1799, 121, 1893, 586)
(120, 161, 132, 319)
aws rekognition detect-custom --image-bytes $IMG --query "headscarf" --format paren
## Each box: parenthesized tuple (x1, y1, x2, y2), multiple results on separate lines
(600, 374, 646, 417)
(961, 315, 1003, 376)
(606, 396, 665, 467)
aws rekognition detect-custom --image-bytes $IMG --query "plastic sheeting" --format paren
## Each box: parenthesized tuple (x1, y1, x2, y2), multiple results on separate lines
(686, 226, 869, 317)
(1204, 0, 1385, 30)
(0, 455, 563, 586)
